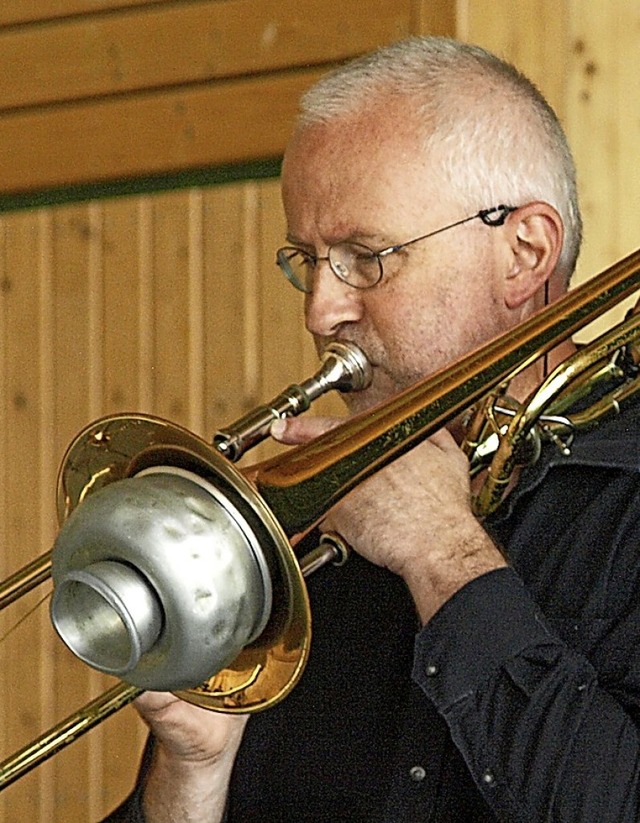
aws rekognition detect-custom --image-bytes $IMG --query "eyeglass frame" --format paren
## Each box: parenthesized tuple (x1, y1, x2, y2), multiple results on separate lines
(276, 204, 517, 294)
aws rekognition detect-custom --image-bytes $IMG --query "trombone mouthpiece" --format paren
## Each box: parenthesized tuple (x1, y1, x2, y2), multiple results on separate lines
(316, 341, 372, 394)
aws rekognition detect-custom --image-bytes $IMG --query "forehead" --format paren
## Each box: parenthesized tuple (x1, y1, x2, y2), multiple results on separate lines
(281, 103, 453, 239)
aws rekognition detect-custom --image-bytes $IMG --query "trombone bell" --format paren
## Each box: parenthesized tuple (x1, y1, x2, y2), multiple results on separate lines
(1, 341, 371, 791)
(49, 340, 372, 708)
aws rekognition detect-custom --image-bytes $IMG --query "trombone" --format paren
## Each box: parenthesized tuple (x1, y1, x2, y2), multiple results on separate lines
(1, 248, 640, 791)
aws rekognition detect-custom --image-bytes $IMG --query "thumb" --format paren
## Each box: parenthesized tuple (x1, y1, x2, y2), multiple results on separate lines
(271, 415, 343, 445)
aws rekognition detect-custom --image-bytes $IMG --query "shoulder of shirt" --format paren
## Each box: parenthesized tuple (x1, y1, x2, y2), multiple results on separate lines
(556, 388, 640, 472)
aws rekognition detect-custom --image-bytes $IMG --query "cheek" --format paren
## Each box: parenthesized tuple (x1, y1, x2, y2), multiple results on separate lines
(369, 276, 505, 381)
(378, 283, 458, 351)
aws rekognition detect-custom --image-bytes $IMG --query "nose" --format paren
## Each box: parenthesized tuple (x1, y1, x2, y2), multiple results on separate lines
(304, 260, 365, 338)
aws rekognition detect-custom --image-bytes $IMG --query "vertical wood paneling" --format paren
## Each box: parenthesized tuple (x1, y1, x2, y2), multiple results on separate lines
(49, 204, 100, 820)
(151, 191, 193, 427)
(256, 182, 306, 463)
(0, 174, 354, 818)
(255, 182, 303, 464)
(566, 3, 621, 275)
(0, 219, 5, 823)
(36, 210, 56, 823)
(188, 190, 206, 434)
(202, 185, 257, 437)
(1, 212, 48, 822)
(102, 199, 145, 415)
(99, 198, 151, 809)
(615, 3, 640, 263)
(459, 0, 570, 116)
(138, 198, 155, 412)
(259, 182, 306, 399)
(563, 0, 640, 304)
(568, 1, 640, 331)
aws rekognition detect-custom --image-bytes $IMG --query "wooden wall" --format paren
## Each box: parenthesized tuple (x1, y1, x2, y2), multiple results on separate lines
(0, 0, 451, 208)
(0, 183, 303, 822)
(0, 1, 638, 820)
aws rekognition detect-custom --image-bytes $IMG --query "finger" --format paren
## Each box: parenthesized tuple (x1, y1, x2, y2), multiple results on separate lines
(424, 425, 454, 447)
(270, 415, 342, 445)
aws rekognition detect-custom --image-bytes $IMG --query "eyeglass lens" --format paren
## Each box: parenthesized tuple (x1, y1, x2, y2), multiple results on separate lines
(278, 243, 383, 293)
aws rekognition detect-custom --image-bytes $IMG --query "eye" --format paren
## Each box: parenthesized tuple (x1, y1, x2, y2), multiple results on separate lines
(338, 242, 382, 287)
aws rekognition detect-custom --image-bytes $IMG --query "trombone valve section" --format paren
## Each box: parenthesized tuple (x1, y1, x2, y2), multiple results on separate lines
(466, 297, 640, 517)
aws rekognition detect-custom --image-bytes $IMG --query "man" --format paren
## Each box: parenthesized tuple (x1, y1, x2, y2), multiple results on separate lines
(107, 36, 640, 821)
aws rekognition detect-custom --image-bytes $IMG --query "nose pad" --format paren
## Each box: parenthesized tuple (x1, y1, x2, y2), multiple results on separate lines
(304, 261, 364, 337)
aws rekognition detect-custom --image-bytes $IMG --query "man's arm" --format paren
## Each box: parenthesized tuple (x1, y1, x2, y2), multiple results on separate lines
(318, 426, 508, 623)
(105, 693, 247, 823)
(414, 565, 640, 821)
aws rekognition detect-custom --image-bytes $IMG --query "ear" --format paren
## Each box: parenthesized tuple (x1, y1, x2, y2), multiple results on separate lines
(503, 202, 564, 310)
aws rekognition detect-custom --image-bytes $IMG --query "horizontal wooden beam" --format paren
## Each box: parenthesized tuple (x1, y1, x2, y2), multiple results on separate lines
(0, 0, 413, 110)
(0, 0, 424, 205)
(0, 69, 326, 207)
(0, 0, 165, 27)
(0, 0, 456, 206)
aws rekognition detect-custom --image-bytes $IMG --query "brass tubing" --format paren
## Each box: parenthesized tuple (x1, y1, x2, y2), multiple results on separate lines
(474, 301, 640, 515)
(0, 250, 638, 792)
(253, 248, 640, 535)
(0, 683, 141, 792)
(0, 539, 344, 791)
(0, 343, 370, 620)
(0, 550, 52, 611)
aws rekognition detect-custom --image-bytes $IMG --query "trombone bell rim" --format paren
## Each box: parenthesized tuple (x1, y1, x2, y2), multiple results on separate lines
(54, 413, 312, 712)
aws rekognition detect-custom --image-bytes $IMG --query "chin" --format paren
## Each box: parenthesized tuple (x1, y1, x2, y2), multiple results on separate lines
(343, 396, 374, 416)
(343, 381, 398, 416)
(342, 355, 427, 415)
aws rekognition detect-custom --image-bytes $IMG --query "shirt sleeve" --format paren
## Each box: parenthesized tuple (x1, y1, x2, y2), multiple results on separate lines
(414, 567, 640, 822)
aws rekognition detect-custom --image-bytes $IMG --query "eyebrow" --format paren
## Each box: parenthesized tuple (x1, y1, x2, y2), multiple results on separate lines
(285, 230, 391, 249)
(285, 234, 308, 246)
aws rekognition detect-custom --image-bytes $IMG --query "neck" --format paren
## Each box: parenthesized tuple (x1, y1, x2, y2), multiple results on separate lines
(511, 337, 579, 400)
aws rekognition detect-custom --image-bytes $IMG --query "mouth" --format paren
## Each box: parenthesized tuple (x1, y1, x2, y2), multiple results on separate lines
(322, 337, 379, 369)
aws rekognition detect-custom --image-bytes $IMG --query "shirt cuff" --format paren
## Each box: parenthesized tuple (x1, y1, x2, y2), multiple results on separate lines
(413, 567, 555, 711)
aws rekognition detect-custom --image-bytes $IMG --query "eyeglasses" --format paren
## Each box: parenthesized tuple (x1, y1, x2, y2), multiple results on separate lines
(276, 205, 516, 293)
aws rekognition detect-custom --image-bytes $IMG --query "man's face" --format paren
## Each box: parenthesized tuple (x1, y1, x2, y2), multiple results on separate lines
(281, 104, 515, 414)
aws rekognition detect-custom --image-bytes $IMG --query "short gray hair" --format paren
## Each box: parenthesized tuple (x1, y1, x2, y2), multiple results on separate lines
(297, 36, 582, 283)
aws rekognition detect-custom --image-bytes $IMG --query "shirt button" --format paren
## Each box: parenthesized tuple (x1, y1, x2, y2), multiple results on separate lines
(409, 765, 426, 782)
(482, 769, 496, 787)
(425, 663, 438, 676)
